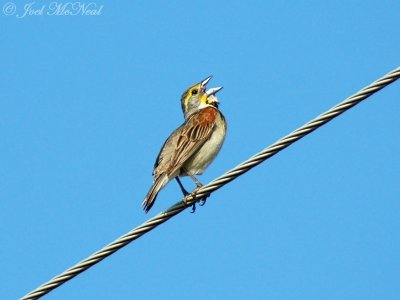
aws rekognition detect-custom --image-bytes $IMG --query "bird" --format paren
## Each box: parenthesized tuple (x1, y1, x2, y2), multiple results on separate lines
(142, 76, 227, 213)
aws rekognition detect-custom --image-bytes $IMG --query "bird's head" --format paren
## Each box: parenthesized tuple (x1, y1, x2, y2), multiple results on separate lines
(181, 76, 223, 119)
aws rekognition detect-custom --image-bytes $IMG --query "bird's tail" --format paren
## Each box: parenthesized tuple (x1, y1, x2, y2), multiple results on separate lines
(142, 175, 169, 213)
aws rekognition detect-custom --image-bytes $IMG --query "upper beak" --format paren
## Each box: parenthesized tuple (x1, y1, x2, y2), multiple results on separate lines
(201, 76, 212, 88)
(201, 76, 223, 96)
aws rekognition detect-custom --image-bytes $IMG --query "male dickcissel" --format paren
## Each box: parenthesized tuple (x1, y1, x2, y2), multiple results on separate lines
(142, 76, 227, 213)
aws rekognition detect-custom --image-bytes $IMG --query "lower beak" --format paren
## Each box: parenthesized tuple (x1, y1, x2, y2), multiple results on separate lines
(206, 86, 223, 96)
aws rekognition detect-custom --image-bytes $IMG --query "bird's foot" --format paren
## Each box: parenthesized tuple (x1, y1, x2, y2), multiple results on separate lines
(183, 196, 197, 213)
(188, 186, 200, 213)
(188, 186, 209, 213)
(199, 197, 208, 206)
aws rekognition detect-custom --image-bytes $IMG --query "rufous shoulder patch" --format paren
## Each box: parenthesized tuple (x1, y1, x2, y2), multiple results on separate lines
(198, 107, 217, 127)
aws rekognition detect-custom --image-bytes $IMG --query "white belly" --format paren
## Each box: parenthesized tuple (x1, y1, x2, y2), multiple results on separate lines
(182, 114, 226, 175)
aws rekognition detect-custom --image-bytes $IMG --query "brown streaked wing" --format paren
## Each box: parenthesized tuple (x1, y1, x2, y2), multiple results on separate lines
(167, 107, 218, 176)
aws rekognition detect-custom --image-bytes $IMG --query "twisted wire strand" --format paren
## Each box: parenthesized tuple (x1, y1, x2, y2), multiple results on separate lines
(21, 67, 400, 300)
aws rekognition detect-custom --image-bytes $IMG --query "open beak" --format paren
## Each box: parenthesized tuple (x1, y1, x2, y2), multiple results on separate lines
(201, 75, 223, 96)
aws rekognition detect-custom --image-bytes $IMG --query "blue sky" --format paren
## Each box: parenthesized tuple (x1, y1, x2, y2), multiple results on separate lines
(1, 1, 400, 299)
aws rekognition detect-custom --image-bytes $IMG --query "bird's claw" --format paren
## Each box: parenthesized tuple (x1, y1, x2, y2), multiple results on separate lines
(187, 187, 209, 213)
(199, 198, 207, 206)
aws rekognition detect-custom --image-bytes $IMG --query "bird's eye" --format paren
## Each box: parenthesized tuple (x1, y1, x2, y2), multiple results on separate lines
(191, 89, 198, 95)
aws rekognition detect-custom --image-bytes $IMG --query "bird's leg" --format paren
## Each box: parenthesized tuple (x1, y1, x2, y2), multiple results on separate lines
(187, 173, 203, 188)
(175, 177, 189, 196)
(183, 169, 209, 208)
(176, 177, 196, 213)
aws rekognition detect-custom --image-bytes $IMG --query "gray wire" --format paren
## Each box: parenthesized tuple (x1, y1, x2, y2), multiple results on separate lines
(21, 67, 400, 300)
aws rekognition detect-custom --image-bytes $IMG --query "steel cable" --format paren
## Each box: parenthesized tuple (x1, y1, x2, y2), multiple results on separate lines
(21, 66, 400, 299)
